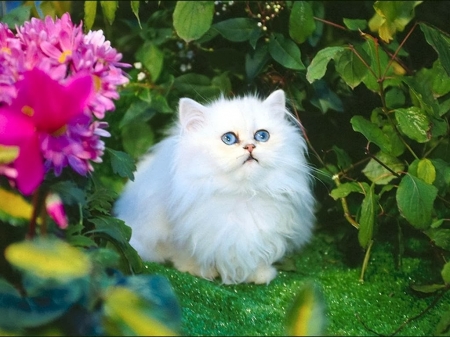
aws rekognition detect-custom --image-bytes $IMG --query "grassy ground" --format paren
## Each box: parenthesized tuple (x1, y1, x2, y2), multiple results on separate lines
(143, 225, 449, 336)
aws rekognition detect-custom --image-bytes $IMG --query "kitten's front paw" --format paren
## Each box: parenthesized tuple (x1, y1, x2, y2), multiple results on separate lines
(247, 265, 277, 284)
(173, 255, 218, 281)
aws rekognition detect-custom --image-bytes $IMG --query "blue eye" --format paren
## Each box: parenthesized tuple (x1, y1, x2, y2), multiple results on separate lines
(254, 129, 270, 142)
(221, 132, 238, 145)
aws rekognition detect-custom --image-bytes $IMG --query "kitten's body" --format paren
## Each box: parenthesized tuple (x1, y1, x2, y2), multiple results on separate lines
(114, 90, 315, 284)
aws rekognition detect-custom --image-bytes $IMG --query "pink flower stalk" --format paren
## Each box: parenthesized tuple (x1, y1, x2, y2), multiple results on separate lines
(0, 13, 130, 188)
(45, 192, 68, 229)
(0, 68, 93, 195)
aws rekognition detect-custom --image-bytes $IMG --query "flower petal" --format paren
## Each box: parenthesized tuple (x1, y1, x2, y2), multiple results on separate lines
(13, 135, 44, 195)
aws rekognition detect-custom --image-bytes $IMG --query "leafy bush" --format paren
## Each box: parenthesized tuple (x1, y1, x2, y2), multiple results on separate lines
(1, 0, 450, 335)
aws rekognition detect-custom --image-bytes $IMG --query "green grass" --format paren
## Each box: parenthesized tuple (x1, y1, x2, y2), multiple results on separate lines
(142, 226, 449, 336)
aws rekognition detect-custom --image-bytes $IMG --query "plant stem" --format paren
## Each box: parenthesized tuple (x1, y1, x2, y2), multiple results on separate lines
(26, 190, 40, 239)
(332, 174, 360, 230)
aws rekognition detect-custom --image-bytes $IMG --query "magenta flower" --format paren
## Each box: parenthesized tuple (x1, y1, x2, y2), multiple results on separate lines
(0, 68, 93, 195)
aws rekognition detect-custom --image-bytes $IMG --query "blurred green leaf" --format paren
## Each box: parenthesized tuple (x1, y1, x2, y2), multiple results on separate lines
(106, 148, 136, 181)
(417, 158, 436, 184)
(395, 107, 431, 143)
(442, 262, 450, 284)
(1, 4, 31, 29)
(213, 18, 259, 42)
(269, 33, 305, 70)
(100, 0, 118, 25)
(306, 46, 345, 83)
(358, 184, 378, 249)
(136, 41, 164, 82)
(245, 43, 270, 81)
(424, 228, 450, 250)
(286, 281, 326, 336)
(131, 1, 142, 29)
(330, 182, 370, 200)
(396, 173, 438, 230)
(410, 283, 446, 293)
(436, 309, 450, 336)
(173, 1, 214, 43)
(5, 238, 91, 281)
(121, 121, 154, 159)
(83, 1, 97, 31)
(289, 1, 315, 44)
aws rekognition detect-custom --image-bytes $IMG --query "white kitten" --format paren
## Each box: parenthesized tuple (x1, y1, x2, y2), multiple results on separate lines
(114, 90, 315, 284)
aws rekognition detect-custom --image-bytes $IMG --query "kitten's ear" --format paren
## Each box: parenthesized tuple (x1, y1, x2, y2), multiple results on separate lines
(264, 90, 286, 116)
(179, 98, 207, 131)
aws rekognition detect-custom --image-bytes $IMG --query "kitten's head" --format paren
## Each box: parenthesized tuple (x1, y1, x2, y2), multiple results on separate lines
(176, 90, 308, 187)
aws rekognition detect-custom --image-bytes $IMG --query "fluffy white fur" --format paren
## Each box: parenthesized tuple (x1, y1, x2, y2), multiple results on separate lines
(114, 90, 315, 284)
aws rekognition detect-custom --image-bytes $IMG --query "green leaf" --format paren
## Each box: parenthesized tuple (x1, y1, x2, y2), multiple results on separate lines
(306, 46, 345, 83)
(173, 1, 214, 43)
(381, 124, 405, 157)
(442, 262, 450, 284)
(330, 182, 369, 200)
(332, 145, 352, 170)
(269, 33, 305, 70)
(410, 283, 446, 293)
(335, 47, 369, 89)
(285, 282, 326, 336)
(131, 1, 142, 29)
(436, 310, 450, 336)
(1, 4, 31, 29)
(417, 158, 436, 184)
(289, 1, 315, 44)
(419, 23, 450, 77)
(5, 238, 91, 281)
(343, 18, 367, 31)
(100, 0, 118, 25)
(396, 173, 438, 230)
(173, 73, 221, 100)
(245, 43, 270, 81)
(362, 152, 404, 185)
(369, 1, 422, 43)
(213, 18, 259, 42)
(103, 286, 178, 335)
(350, 116, 392, 153)
(358, 184, 378, 249)
(395, 107, 431, 143)
(119, 100, 153, 128)
(136, 41, 164, 82)
(51, 181, 86, 207)
(424, 228, 450, 250)
(121, 121, 154, 159)
(106, 148, 136, 181)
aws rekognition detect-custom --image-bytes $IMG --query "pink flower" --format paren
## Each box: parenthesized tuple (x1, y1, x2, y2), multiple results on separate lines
(45, 193, 68, 229)
(0, 68, 93, 195)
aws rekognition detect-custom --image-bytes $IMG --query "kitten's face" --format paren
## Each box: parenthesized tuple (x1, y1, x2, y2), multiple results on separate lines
(177, 90, 303, 182)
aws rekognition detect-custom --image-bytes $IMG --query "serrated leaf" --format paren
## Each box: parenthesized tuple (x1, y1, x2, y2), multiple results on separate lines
(442, 262, 450, 284)
(289, 1, 315, 44)
(5, 238, 91, 281)
(396, 173, 438, 230)
(100, 0, 117, 25)
(395, 107, 431, 143)
(107, 148, 136, 181)
(335, 47, 369, 89)
(84, 1, 97, 31)
(343, 18, 367, 31)
(362, 152, 404, 185)
(358, 184, 378, 249)
(286, 282, 326, 336)
(419, 23, 450, 77)
(269, 33, 305, 70)
(131, 1, 142, 29)
(306, 46, 345, 83)
(173, 1, 214, 43)
(350, 116, 392, 153)
(213, 18, 259, 42)
(417, 158, 436, 184)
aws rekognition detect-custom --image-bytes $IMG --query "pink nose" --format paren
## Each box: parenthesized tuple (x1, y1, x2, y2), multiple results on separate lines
(243, 144, 255, 153)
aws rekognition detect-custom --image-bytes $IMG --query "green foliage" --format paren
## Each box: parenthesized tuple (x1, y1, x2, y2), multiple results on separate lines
(2, 0, 450, 335)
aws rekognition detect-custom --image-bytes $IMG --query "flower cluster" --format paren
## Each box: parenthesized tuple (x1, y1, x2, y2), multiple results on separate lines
(0, 14, 129, 195)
